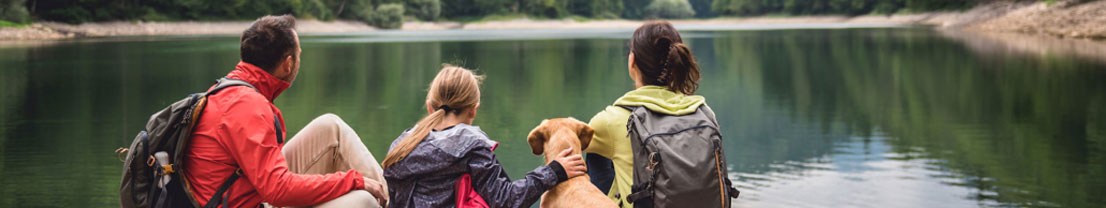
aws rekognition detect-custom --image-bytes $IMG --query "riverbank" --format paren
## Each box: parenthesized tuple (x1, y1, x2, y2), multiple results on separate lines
(0, 0, 1102, 41)
(967, 0, 1106, 39)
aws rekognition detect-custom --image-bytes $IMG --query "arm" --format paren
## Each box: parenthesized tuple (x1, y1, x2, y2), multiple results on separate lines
(585, 106, 621, 157)
(219, 99, 365, 207)
(586, 107, 620, 195)
(467, 146, 565, 208)
(585, 153, 615, 194)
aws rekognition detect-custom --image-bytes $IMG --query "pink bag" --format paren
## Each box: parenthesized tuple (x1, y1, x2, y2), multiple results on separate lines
(455, 142, 498, 208)
(455, 174, 489, 208)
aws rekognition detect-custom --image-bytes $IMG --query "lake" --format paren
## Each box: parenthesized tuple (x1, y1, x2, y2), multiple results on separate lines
(1, 25, 1105, 208)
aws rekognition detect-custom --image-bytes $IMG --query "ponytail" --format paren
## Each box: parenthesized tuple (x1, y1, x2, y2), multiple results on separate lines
(381, 109, 447, 168)
(381, 64, 482, 168)
(631, 20, 701, 95)
(663, 42, 700, 95)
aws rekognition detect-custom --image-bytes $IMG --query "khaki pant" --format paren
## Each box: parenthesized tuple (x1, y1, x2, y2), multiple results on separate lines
(275, 113, 386, 208)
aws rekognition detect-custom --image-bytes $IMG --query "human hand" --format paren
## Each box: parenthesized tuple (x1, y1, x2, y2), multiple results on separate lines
(363, 177, 388, 207)
(552, 148, 587, 179)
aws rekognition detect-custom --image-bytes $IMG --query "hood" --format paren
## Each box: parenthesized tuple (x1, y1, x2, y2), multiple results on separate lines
(384, 124, 497, 180)
(613, 85, 705, 115)
(225, 61, 291, 102)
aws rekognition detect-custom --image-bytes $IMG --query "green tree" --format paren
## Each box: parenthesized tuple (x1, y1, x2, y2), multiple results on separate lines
(711, 0, 977, 16)
(872, 0, 905, 14)
(621, 0, 653, 19)
(30, 0, 150, 23)
(905, 0, 969, 11)
(1, 0, 30, 24)
(364, 3, 404, 29)
(567, 0, 622, 18)
(523, 0, 568, 18)
(327, 0, 374, 20)
(293, 0, 335, 20)
(643, 0, 694, 18)
(407, 0, 441, 20)
(687, 0, 715, 18)
(441, 0, 513, 18)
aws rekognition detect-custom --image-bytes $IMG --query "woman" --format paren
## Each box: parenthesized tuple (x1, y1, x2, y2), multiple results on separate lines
(584, 20, 711, 208)
(382, 65, 588, 208)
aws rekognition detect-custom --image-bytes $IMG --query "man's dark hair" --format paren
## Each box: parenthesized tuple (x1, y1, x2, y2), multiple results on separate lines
(240, 15, 297, 72)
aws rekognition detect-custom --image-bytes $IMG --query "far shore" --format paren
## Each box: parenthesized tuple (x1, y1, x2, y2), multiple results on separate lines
(0, 1, 1102, 42)
(0, 17, 920, 41)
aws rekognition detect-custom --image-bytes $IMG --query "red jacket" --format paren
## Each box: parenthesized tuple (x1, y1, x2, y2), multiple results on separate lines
(184, 62, 365, 207)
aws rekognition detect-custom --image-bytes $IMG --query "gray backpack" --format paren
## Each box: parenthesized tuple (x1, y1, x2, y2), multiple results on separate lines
(622, 104, 739, 208)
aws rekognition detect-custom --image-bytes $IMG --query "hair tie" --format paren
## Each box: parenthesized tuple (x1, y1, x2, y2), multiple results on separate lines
(438, 105, 452, 112)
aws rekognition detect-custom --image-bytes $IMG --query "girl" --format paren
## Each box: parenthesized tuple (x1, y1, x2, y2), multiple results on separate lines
(382, 65, 587, 208)
(584, 20, 714, 208)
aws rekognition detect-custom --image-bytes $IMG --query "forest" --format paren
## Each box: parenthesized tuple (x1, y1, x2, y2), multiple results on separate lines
(0, 0, 992, 28)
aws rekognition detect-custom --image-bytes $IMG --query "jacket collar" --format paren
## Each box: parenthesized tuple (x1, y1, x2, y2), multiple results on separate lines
(613, 85, 704, 116)
(226, 61, 291, 102)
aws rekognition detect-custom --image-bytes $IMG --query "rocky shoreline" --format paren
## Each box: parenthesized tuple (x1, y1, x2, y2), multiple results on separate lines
(0, 1, 1102, 41)
(967, 0, 1106, 39)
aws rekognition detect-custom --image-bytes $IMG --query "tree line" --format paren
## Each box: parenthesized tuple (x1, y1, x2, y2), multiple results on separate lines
(0, 0, 995, 28)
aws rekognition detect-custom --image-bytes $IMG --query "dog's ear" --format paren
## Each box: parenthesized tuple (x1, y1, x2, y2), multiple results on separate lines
(527, 120, 550, 155)
(575, 120, 595, 151)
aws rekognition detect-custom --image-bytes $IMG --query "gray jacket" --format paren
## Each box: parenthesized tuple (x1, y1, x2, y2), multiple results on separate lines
(383, 124, 563, 208)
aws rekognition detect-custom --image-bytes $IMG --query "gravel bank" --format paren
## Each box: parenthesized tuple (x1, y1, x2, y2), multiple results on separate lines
(968, 0, 1106, 39)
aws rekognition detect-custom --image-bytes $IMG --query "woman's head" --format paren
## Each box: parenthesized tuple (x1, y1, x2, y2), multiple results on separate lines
(629, 20, 701, 95)
(382, 64, 483, 168)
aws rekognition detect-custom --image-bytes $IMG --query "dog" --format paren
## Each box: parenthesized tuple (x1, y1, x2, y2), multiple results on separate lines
(527, 118, 619, 208)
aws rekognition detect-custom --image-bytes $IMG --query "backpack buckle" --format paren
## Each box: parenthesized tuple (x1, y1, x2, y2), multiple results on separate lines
(161, 164, 175, 174)
(647, 152, 660, 170)
(115, 147, 129, 162)
(146, 155, 156, 167)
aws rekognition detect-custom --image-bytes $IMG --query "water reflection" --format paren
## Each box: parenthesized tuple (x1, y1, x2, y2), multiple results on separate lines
(735, 135, 998, 208)
(0, 27, 1104, 207)
(710, 28, 1106, 207)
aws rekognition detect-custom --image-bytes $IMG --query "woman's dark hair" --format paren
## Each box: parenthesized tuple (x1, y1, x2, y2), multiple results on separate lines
(630, 20, 700, 95)
(240, 15, 297, 72)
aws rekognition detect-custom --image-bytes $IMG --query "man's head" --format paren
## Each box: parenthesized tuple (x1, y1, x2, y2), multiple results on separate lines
(240, 15, 301, 83)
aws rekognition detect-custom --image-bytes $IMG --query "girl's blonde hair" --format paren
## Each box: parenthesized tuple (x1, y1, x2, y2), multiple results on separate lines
(382, 64, 483, 168)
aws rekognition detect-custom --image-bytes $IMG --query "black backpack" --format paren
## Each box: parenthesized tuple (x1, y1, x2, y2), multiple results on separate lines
(622, 104, 740, 208)
(118, 78, 282, 208)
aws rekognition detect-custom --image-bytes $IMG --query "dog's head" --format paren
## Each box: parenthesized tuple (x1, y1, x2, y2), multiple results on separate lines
(526, 118, 595, 155)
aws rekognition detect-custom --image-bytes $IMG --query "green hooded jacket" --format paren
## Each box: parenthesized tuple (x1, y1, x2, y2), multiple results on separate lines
(585, 85, 706, 208)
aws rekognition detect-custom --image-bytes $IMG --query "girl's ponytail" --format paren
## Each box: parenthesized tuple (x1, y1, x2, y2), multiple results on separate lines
(382, 109, 447, 168)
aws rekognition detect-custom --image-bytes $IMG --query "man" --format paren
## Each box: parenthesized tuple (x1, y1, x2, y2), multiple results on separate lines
(183, 15, 388, 208)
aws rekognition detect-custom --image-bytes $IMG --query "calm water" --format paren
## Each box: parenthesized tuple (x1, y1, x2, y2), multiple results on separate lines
(2, 26, 1105, 208)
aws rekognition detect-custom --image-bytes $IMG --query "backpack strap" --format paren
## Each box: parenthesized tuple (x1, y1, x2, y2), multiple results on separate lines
(196, 78, 281, 208)
(274, 116, 284, 144)
(699, 104, 719, 127)
(618, 104, 653, 203)
(627, 181, 654, 203)
(618, 105, 637, 112)
(626, 152, 663, 204)
(208, 78, 256, 96)
(203, 169, 243, 208)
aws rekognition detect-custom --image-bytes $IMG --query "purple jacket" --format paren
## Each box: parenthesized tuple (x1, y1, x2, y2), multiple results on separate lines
(383, 124, 565, 208)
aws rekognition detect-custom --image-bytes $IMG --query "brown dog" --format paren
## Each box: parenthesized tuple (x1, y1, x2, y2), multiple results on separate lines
(527, 118, 619, 208)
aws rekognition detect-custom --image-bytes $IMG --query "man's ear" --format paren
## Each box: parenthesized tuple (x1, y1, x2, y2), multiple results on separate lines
(285, 55, 295, 73)
(527, 120, 549, 155)
(576, 121, 595, 151)
(272, 55, 295, 81)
